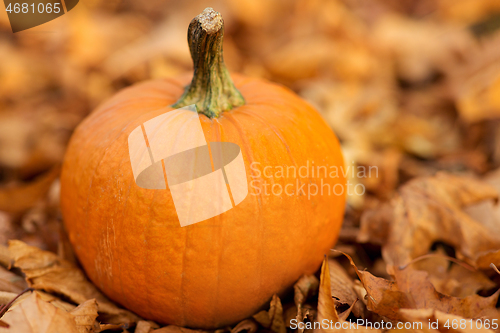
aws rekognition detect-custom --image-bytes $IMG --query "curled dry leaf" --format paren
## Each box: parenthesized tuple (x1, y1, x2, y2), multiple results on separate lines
(293, 274, 319, 332)
(69, 299, 99, 333)
(0, 292, 79, 333)
(0, 167, 59, 214)
(8, 240, 140, 325)
(340, 251, 499, 322)
(253, 294, 286, 333)
(317, 257, 380, 333)
(360, 172, 500, 266)
(327, 260, 365, 318)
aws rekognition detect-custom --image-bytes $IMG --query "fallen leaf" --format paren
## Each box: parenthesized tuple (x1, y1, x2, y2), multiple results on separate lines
(8, 240, 140, 325)
(327, 260, 365, 318)
(293, 275, 319, 332)
(410, 251, 496, 297)
(374, 172, 500, 266)
(253, 294, 286, 333)
(69, 299, 99, 333)
(341, 251, 499, 322)
(317, 257, 380, 332)
(0, 292, 79, 333)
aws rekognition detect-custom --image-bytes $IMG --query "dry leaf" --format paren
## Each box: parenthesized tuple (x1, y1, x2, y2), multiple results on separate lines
(376, 172, 500, 266)
(327, 260, 364, 318)
(293, 274, 319, 332)
(0, 292, 79, 333)
(410, 252, 496, 297)
(253, 294, 286, 333)
(8, 240, 140, 325)
(317, 257, 379, 333)
(69, 299, 99, 333)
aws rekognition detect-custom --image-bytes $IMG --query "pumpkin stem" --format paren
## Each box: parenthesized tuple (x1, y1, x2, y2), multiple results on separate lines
(172, 8, 245, 118)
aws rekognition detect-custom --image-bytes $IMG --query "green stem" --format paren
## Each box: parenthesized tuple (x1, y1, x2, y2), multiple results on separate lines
(172, 7, 245, 118)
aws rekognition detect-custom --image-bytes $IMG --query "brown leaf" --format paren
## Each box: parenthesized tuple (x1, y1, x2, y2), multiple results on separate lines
(328, 260, 365, 318)
(0, 292, 79, 333)
(293, 275, 319, 333)
(8, 240, 140, 325)
(0, 167, 59, 214)
(342, 252, 499, 321)
(317, 257, 380, 332)
(409, 251, 495, 297)
(34, 290, 76, 312)
(69, 299, 99, 333)
(377, 173, 500, 266)
(390, 265, 499, 319)
(253, 294, 286, 333)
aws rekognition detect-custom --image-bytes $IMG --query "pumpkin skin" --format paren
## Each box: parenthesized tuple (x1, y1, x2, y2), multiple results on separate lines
(60, 73, 346, 328)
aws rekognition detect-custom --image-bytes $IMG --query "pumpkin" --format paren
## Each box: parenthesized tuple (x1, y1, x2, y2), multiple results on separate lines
(61, 8, 346, 329)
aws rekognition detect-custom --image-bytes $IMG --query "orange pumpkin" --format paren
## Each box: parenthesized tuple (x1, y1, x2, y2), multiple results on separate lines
(61, 8, 345, 329)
